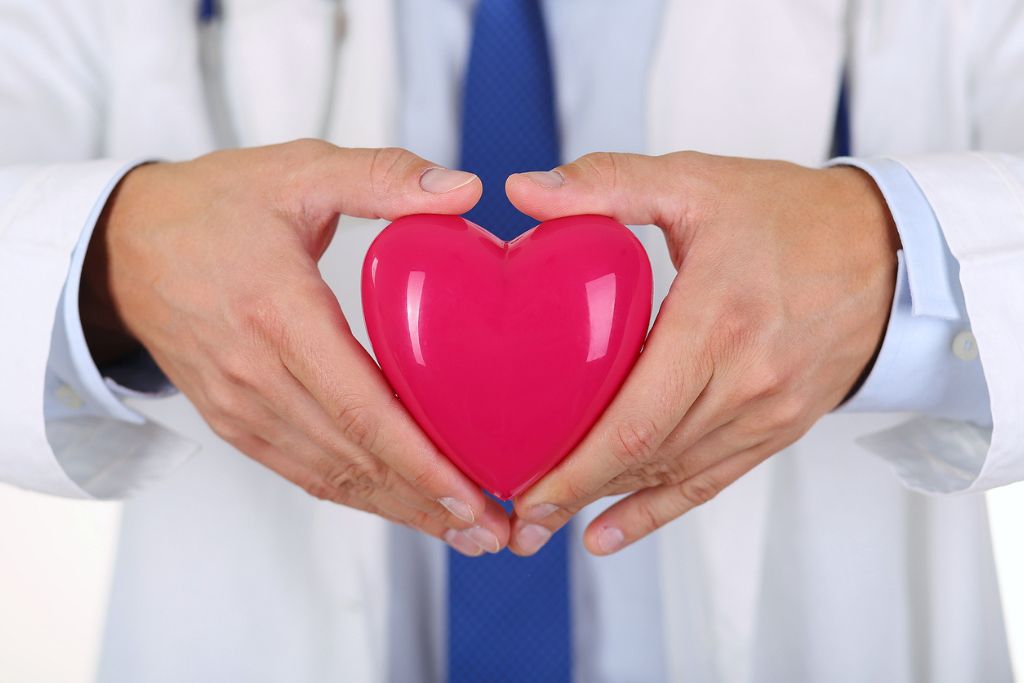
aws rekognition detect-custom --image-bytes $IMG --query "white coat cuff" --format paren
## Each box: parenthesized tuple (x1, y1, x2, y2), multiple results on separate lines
(0, 160, 197, 499)
(42, 160, 197, 500)
(829, 157, 990, 423)
(49, 160, 174, 427)
(48, 160, 142, 422)
(866, 152, 1024, 494)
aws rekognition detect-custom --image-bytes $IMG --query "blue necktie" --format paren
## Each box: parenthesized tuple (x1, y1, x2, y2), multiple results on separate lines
(459, 0, 561, 240)
(446, 2, 572, 682)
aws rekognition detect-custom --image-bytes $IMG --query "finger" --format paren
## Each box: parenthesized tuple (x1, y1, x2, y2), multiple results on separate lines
(333, 474, 509, 555)
(508, 509, 575, 557)
(345, 500, 484, 559)
(278, 282, 497, 530)
(284, 142, 483, 222)
(505, 151, 694, 226)
(412, 496, 513, 557)
(597, 416, 751, 497)
(583, 444, 775, 556)
(242, 360, 505, 536)
(367, 468, 511, 553)
(508, 417, 753, 557)
(191, 365, 456, 524)
(597, 371, 781, 498)
(231, 430, 503, 553)
(513, 281, 714, 523)
(193, 367, 500, 539)
(256, 384, 509, 545)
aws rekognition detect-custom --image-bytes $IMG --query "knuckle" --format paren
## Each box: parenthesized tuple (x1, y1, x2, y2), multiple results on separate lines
(206, 412, 243, 444)
(745, 360, 787, 400)
(712, 305, 759, 358)
(218, 353, 260, 389)
(610, 416, 662, 468)
(676, 474, 721, 508)
(376, 464, 402, 494)
(576, 151, 622, 189)
(423, 500, 451, 523)
(712, 293, 782, 343)
(289, 137, 333, 160)
(204, 383, 244, 422)
(406, 509, 441, 535)
(753, 395, 806, 432)
(302, 477, 341, 503)
(650, 459, 684, 488)
(406, 462, 441, 494)
(236, 290, 289, 348)
(764, 395, 807, 432)
(631, 498, 662, 534)
(370, 147, 415, 196)
(324, 458, 385, 502)
(334, 401, 381, 452)
(557, 476, 593, 508)
(606, 471, 645, 493)
(611, 459, 672, 490)
(538, 475, 588, 509)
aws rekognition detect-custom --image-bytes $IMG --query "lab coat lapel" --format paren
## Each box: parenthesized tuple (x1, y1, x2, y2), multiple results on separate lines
(646, 0, 846, 680)
(322, 0, 399, 149)
(647, 0, 846, 164)
(219, 0, 339, 145)
(219, 0, 397, 148)
(104, 0, 216, 159)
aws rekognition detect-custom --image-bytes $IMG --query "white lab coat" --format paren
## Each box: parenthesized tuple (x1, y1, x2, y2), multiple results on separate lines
(1, 0, 1022, 681)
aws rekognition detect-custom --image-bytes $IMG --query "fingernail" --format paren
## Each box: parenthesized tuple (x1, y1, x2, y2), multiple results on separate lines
(522, 503, 560, 522)
(438, 497, 475, 524)
(516, 524, 552, 555)
(444, 529, 484, 557)
(521, 170, 565, 189)
(420, 167, 477, 194)
(596, 526, 625, 554)
(465, 525, 501, 554)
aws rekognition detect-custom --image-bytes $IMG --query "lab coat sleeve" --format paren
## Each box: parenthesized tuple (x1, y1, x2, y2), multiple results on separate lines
(863, 152, 1024, 494)
(0, 0, 198, 499)
(0, 164, 199, 499)
(847, 0, 1024, 494)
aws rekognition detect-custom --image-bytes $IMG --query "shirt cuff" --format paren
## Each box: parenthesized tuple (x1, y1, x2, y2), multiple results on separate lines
(48, 160, 173, 425)
(829, 157, 991, 424)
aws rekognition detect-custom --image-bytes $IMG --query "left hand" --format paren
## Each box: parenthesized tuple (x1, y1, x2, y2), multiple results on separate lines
(503, 151, 901, 556)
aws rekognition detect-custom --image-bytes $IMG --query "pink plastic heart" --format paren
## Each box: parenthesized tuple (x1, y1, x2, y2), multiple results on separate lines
(361, 214, 653, 499)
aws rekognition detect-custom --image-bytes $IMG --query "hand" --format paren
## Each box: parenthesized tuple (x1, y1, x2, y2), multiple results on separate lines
(81, 140, 510, 556)
(504, 152, 900, 556)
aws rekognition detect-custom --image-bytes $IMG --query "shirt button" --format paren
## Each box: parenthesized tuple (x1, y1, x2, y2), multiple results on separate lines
(952, 331, 979, 361)
(55, 384, 84, 409)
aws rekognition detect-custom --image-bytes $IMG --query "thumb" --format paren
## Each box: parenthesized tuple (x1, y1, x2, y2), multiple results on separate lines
(289, 142, 483, 221)
(505, 151, 689, 227)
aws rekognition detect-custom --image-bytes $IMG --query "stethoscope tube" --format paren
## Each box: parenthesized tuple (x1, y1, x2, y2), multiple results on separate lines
(199, 0, 218, 23)
(198, 0, 237, 147)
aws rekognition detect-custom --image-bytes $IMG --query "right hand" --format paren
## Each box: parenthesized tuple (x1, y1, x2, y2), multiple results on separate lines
(80, 140, 510, 556)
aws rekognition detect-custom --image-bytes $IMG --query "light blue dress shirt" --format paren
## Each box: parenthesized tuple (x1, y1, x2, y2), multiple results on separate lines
(43, 1, 992, 680)
(829, 157, 991, 424)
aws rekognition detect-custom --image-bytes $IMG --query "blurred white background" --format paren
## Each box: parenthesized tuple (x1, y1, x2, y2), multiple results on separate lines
(2, 481, 1022, 681)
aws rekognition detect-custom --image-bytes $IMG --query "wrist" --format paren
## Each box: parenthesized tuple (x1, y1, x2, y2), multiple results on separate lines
(824, 166, 902, 398)
(80, 164, 157, 364)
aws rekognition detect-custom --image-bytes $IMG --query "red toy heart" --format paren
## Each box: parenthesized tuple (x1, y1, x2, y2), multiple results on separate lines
(362, 214, 653, 499)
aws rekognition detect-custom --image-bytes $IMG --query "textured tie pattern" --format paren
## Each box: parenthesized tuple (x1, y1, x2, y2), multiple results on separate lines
(446, 1, 572, 682)
(459, 0, 561, 240)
